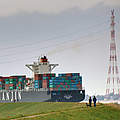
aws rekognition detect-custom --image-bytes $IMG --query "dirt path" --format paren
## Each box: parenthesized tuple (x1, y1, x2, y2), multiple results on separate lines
(12, 111, 59, 120)
(11, 104, 102, 120)
(11, 105, 84, 120)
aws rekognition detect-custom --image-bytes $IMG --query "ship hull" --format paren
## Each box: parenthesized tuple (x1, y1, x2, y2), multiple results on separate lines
(0, 90, 85, 102)
(50, 90, 85, 102)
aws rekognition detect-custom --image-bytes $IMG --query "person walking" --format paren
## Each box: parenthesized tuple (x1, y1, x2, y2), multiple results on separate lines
(93, 96, 97, 107)
(89, 96, 92, 107)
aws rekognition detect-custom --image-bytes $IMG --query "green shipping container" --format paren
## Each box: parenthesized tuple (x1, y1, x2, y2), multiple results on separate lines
(5, 79, 9, 81)
(9, 79, 16, 81)
(9, 81, 16, 84)
(9, 87, 14, 90)
(5, 81, 9, 84)
(49, 85, 56, 88)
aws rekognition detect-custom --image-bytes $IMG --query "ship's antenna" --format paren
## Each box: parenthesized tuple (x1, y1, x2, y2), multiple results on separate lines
(38, 56, 40, 62)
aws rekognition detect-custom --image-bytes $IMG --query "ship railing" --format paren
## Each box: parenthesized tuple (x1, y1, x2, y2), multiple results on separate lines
(0, 88, 85, 92)
(0, 88, 49, 92)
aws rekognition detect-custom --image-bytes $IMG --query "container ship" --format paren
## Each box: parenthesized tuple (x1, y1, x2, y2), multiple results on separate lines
(0, 56, 85, 102)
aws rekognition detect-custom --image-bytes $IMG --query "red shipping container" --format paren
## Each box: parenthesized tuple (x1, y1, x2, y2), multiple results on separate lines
(77, 84, 82, 90)
(66, 88, 69, 90)
(9, 76, 18, 79)
(5, 84, 9, 87)
(43, 73, 55, 77)
(18, 81, 22, 84)
(60, 83, 64, 85)
(0, 77, 4, 82)
(57, 85, 60, 87)
(43, 74, 50, 77)
(42, 84, 47, 88)
(52, 74, 56, 77)
(68, 85, 70, 88)
(0, 79, 3, 82)
(71, 80, 75, 83)
(42, 80, 47, 82)
(60, 88, 63, 91)
(9, 84, 14, 87)
(53, 88, 57, 91)
(42, 80, 47, 88)
(10, 75, 26, 78)
(63, 85, 66, 88)
(2, 77, 9, 79)
(5, 86, 9, 90)
(66, 73, 73, 77)
(34, 74, 43, 80)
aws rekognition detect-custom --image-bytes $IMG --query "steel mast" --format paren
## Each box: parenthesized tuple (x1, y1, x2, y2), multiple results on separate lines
(106, 10, 120, 95)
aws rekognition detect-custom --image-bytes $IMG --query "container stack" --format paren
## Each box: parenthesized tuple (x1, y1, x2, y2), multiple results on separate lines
(34, 74, 43, 89)
(0, 75, 27, 90)
(49, 73, 82, 91)
(42, 73, 56, 88)
(34, 73, 56, 89)
(4, 77, 10, 90)
(8, 76, 17, 90)
(0, 77, 5, 90)
(16, 76, 26, 90)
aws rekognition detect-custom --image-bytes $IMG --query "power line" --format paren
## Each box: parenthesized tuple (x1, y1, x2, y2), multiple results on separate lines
(0, 27, 108, 59)
(0, 20, 109, 52)
(0, 34, 106, 65)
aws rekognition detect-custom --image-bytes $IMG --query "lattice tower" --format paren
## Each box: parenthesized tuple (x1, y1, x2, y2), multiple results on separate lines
(106, 10, 120, 95)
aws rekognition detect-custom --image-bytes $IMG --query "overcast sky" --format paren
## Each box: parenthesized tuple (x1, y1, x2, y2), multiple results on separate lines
(0, 0, 120, 16)
(0, 0, 120, 95)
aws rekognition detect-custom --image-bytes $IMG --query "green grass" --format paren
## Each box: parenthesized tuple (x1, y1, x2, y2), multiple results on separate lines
(0, 102, 119, 120)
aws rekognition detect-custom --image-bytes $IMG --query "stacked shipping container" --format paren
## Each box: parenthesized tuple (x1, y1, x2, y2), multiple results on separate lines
(16, 76, 26, 90)
(34, 74, 43, 88)
(0, 77, 5, 90)
(34, 73, 82, 91)
(0, 73, 82, 91)
(4, 77, 11, 90)
(0, 76, 26, 90)
(34, 73, 56, 88)
(49, 73, 82, 91)
(7, 76, 16, 90)
(42, 74, 56, 88)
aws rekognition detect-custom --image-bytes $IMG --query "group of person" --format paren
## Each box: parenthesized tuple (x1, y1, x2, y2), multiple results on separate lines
(87, 96, 97, 107)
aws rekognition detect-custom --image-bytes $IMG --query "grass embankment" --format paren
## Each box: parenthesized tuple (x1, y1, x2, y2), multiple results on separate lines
(0, 102, 119, 120)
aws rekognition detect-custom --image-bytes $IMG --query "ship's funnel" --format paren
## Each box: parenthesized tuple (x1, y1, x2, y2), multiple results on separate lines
(40, 56, 48, 63)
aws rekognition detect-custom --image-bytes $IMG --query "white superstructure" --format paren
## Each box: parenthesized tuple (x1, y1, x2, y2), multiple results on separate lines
(26, 56, 58, 74)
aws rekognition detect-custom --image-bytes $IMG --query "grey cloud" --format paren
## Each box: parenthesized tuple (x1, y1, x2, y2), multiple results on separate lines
(0, 0, 119, 17)
(104, 0, 120, 6)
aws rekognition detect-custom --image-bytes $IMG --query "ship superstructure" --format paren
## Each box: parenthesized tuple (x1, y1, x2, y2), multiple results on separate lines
(26, 56, 58, 74)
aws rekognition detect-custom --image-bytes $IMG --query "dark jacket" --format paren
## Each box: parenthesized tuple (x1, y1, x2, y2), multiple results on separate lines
(89, 98, 92, 104)
(93, 97, 97, 103)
